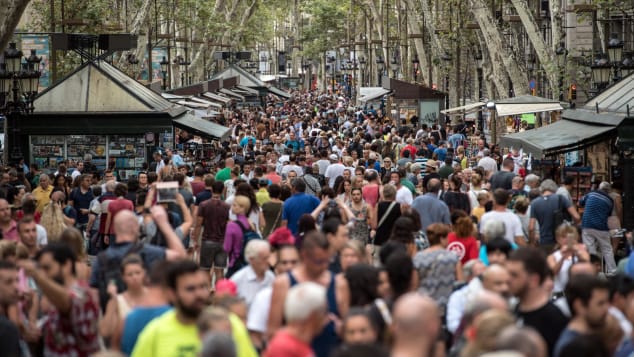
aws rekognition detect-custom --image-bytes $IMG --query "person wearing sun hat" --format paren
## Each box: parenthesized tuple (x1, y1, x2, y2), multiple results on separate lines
(423, 159, 441, 193)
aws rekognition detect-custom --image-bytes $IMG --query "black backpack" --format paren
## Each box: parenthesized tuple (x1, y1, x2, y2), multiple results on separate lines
(96, 242, 145, 312)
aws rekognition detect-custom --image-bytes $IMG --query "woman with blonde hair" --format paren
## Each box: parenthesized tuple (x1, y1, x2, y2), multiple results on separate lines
(340, 240, 368, 272)
(40, 200, 67, 242)
(224, 195, 253, 277)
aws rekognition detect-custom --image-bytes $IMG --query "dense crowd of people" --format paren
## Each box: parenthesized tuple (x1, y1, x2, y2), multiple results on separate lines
(0, 90, 631, 357)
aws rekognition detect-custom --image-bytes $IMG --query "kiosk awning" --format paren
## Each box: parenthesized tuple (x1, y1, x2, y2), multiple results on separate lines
(495, 102, 563, 116)
(499, 119, 616, 158)
(268, 86, 291, 99)
(173, 114, 230, 141)
(441, 102, 485, 115)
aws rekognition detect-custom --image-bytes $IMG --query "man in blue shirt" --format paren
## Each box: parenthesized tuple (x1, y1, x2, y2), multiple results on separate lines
(282, 178, 320, 235)
(579, 181, 616, 274)
(411, 178, 451, 232)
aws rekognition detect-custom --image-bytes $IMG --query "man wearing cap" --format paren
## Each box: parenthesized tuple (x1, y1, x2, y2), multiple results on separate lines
(324, 154, 345, 188)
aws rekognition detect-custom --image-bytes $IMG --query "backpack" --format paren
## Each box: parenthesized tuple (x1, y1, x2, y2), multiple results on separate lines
(226, 220, 262, 277)
(96, 242, 145, 312)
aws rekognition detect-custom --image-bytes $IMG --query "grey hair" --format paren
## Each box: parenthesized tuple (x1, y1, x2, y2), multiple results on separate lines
(244, 239, 270, 261)
(483, 219, 506, 241)
(200, 332, 236, 357)
(599, 181, 611, 191)
(284, 282, 327, 323)
(524, 174, 540, 185)
(462, 260, 482, 280)
(482, 148, 490, 157)
(39, 173, 49, 181)
(105, 181, 117, 192)
(539, 179, 558, 193)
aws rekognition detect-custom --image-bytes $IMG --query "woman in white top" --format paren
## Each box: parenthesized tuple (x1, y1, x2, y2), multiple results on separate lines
(547, 224, 590, 296)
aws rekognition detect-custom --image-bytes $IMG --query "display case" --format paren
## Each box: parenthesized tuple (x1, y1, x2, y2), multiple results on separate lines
(67, 135, 107, 172)
(31, 136, 66, 170)
(564, 167, 593, 203)
(108, 135, 147, 180)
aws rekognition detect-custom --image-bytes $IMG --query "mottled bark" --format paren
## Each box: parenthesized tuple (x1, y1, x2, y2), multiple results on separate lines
(0, 0, 31, 51)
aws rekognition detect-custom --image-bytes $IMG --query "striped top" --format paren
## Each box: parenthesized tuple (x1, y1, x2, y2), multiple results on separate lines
(580, 190, 613, 231)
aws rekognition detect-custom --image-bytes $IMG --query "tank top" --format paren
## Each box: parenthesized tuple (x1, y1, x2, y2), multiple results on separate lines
(116, 294, 132, 319)
(288, 271, 339, 357)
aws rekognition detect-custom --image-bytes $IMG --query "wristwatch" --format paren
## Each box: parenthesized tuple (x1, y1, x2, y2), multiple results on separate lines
(143, 207, 152, 215)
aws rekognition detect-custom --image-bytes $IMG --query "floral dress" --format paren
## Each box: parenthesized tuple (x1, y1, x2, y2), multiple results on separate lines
(349, 202, 370, 244)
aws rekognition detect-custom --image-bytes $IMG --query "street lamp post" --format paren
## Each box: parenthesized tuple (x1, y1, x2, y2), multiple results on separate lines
(607, 33, 624, 82)
(390, 53, 400, 79)
(175, 55, 190, 87)
(441, 53, 452, 117)
(591, 54, 612, 93)
(555, 42, 567, 102)
(1, 43, 42, 165)
(474, 50, 484, 131)
(127, 54, 140, 79)
(412, 54, 420, 83)
(160, 56, 169, 90)
(359, 56, 367, 86)
(376, 56, 385, 86)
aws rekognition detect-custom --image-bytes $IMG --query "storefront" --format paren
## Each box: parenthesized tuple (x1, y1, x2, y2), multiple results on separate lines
(381, 78, 446, 127)
(24, 60, 228, 176)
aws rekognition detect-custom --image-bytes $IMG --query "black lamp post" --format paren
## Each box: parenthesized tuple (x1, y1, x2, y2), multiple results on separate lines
(591, 53, 611, 93)
(441, 53, 452, 115)
(376, 56, 385, 86)
(1, 43, 42, 164)
(607, 33, 624, 81)
(555, 42, 567, 101)
(474, 50, 484, 131)
(159, 56, 169, 90)
(127, 53, 139, 79)
(412, 54, 420, 82)
(622, 53, 634, 79)
(389, 53, 400, 79)
(359, 56, 367, 86)
(175, 55, 190, 87)
(327, 54, 336, 92)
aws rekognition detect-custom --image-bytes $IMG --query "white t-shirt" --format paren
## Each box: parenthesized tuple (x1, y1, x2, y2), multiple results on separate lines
(479, 210, 524, 244)
(325, 163, 346, 188)
(396, 186, 413, 206)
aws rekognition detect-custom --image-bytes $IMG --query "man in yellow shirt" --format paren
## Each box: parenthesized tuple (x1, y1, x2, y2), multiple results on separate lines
(31, 174, 53, 214)
(132, 260, 210, 357)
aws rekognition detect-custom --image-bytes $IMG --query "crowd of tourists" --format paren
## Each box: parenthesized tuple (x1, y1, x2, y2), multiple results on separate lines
(0, 89, 631, 357)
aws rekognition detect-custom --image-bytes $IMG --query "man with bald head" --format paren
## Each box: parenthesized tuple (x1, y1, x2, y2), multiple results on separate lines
(392, 293, 441, 357)
(89, 207, 187, 309)
(482, 264, 511, 299)
(215, 157, 235, 182)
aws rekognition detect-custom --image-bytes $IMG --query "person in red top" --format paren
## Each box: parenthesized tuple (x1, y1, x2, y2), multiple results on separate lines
(264, 282, 327, 357)
(18, 242, 100, 357)
(446, 210, 479, 264)
(400, 138, 418, 160)
(104, 183, 134, 238)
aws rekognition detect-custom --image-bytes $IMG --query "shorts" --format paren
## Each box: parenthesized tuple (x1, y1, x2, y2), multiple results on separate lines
(200, 241, 227, 269)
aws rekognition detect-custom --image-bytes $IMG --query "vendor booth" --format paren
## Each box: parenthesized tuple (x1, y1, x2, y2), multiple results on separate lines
(25, 60, 229, 176)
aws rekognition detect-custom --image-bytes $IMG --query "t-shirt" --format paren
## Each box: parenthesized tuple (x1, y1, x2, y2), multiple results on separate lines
(120, 305, 171, 355)
(264, 330, 315, 357)
(375, 201, 401, 246)
(282, 193, 320, 235)
(324, 163, 346, 188)
(0, 316, 21, 357)
(131, 310, 200, 357)
(553, 328, 582, 357)
(198, 198, 230, 242)
(490, 171, 515, 191)
(516, 302, 569, 356)
(190, 180, 205, 196)
(43, 282, 100, 357)
(479, 210, 524, 244)
(195, 190, 212, 206)
(531, 194, 572, 244)
(69, 187, 94, 224)
(215, 167, 232, 182)
(395, 186, 413, 206)
(446, 232, 479, 264)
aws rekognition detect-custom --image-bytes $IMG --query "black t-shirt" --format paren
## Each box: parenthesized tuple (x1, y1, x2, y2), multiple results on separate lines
(515, 302, 569, 356)
(375, 201, 402, 245)
(490, 170, 516, 191)
(0, 316, 21, 357)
